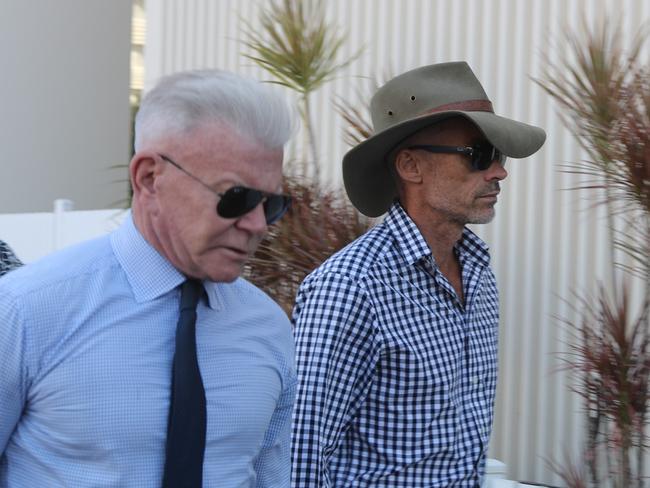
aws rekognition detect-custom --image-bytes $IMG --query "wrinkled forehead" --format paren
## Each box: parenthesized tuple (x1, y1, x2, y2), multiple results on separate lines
(181, 123, 284, 188)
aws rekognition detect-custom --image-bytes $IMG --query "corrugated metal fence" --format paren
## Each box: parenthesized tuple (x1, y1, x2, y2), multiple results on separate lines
(143, 0, 650, 484)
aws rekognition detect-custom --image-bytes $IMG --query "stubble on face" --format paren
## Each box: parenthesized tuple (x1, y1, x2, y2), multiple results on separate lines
(467, 182, 502, 224)
(404, 118, 507, 229)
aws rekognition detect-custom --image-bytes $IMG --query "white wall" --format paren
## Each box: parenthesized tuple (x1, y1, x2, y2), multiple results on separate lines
(0, 202, 126, 263)
(0, 0, 133, 213)
(142, 0, 649, 484)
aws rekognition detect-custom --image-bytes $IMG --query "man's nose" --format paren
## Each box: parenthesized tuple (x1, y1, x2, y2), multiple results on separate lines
(485, 160, 508, 181)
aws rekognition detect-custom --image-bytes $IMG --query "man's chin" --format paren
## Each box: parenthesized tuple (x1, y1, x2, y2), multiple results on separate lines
(469, 210, 496, 225)
(206, 268, 243, 283)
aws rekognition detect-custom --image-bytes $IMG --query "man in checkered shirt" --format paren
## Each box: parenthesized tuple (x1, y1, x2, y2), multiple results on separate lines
(291, 62, 546, 486)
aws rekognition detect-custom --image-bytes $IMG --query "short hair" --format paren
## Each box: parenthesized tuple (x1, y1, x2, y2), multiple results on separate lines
(134, 69, 294, 151)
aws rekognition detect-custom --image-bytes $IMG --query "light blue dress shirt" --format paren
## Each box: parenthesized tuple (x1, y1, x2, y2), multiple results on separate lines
(0, 213, 296, 487)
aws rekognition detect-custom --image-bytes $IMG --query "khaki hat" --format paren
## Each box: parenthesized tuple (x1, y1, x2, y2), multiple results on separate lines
(342, 61, 546, 217)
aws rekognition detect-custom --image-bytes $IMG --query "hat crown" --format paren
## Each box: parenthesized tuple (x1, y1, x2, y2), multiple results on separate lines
(370, 61, 489, 133)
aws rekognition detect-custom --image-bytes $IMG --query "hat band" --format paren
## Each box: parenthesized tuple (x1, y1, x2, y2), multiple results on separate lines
(422, 99, 494, 115)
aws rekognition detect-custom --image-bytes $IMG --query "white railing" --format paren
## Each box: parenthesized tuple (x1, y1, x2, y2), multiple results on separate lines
(0, 199, 126, 264)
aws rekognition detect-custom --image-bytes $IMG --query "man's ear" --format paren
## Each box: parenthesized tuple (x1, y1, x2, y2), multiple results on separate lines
(129, 153, 158, 198)
(394, 149, 423, 185)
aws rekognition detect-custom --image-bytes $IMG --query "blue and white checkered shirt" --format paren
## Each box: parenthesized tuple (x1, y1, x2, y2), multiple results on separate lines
(291, 202, 499, 487)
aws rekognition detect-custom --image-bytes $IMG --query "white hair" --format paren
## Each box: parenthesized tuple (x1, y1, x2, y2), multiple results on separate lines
(134, 69, 294, 151)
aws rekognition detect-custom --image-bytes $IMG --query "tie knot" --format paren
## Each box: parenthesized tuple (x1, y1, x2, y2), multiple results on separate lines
(180, 279, 202, 311)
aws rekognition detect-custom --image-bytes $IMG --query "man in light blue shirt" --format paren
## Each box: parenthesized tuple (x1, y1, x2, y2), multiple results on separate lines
(0, 70, 296, 487)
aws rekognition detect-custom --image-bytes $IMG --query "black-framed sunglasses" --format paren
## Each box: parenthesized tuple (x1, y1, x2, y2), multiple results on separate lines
(407, 143, 506, 171)
(158, 154, 291, 225)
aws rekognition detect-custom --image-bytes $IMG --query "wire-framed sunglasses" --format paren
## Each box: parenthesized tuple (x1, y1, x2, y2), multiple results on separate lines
(158, 154, 291, 225)
(407, 143, 506, 171)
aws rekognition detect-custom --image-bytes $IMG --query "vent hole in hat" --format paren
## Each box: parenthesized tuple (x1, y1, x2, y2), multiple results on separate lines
(410, 95, 416, 101)
(388, 110, 393, 116)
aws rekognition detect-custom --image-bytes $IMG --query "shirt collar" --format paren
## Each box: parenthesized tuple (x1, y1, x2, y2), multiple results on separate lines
(455, 227, 491, 269)
(384, 202, 491, 269)
(110, 212, 186, 303)
(384, 202, 432, 266)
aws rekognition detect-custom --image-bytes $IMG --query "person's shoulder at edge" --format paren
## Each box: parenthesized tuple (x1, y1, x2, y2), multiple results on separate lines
(0, 234, 116, 299)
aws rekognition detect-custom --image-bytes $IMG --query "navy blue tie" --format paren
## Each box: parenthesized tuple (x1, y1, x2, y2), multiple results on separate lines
(163, 279, 206, 487)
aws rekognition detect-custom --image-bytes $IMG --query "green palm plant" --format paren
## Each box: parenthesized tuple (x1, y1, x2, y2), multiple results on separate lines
(242, 0, 360, 184)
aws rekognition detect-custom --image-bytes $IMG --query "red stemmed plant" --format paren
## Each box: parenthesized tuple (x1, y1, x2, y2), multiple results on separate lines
(539, 19, 650, 488)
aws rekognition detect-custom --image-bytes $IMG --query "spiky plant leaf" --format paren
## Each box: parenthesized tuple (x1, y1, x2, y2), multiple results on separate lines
(541, 18, 650, 486)
(333, 96, 373, 147)
(242, 0, 360, 96)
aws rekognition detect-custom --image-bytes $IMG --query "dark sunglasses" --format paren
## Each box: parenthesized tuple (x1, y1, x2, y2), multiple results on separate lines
(158, 154, 291, 225)
(407, 143, 506, 171)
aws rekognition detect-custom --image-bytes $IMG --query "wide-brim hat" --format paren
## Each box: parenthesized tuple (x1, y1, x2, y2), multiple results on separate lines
(342, 61, 546, 217)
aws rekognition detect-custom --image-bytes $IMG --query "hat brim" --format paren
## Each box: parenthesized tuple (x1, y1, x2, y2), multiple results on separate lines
(343, 110, 546, 217)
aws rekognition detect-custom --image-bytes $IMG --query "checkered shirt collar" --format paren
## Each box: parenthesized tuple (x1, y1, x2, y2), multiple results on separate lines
(384, 201, 491, 269)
